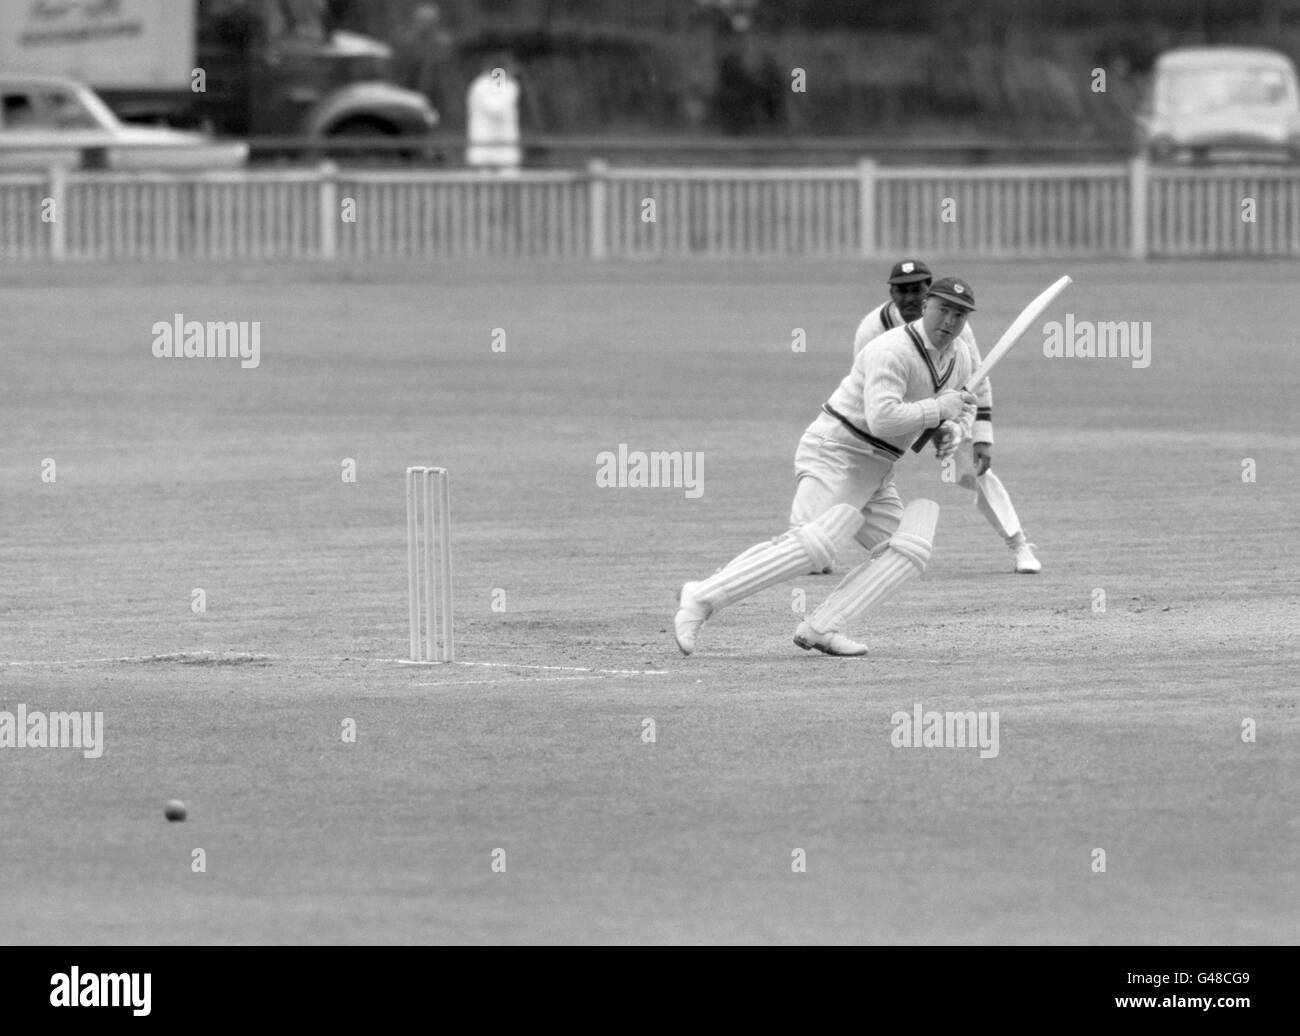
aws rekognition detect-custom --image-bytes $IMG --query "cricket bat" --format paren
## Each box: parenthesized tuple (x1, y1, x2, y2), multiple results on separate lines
(912, 274, 1072, 453)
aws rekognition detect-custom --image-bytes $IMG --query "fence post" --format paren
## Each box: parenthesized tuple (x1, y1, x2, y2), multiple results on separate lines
(587, 159, 607, 260)
(319, 161, 339, 261)
(857, 158, 877, 257)
(1129, 155, 1149, 260)
(47, 164, 67, 262)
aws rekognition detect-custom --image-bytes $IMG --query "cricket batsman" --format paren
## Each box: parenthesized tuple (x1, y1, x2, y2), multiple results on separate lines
(673, 277, 980, 657)
(856, 259, 1041, 575)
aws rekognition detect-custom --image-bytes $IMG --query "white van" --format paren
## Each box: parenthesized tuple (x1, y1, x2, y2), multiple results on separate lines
(1138, 46, 1300, 164)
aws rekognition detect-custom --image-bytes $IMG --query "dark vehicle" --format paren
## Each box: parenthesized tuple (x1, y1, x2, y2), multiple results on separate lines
(0, 0, 437, 147)
(193, 0, 438, 141)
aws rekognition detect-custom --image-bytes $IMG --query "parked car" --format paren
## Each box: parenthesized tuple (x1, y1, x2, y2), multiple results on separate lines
(1138, 47, 1300, 164)
(0, 76, 248, 170)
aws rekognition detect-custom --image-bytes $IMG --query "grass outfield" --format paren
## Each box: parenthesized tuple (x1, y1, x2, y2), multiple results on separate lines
(0, 258, 1296, 945)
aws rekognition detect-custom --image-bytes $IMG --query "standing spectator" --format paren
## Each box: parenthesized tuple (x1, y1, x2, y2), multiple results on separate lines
(466, 53, 522, 171)
(756, 52, 787, 128)
(713, 49, 758, 133)
(394, 3, 459, 127)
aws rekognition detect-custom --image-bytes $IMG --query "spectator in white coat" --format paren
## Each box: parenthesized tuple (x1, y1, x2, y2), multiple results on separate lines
(466, 54, 521, 171)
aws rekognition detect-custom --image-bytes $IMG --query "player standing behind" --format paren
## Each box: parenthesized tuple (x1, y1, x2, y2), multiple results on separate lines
(856, 259, 1041, 574)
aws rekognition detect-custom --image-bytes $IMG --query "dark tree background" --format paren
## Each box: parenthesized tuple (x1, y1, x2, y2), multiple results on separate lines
(343, 0, 1300, 136)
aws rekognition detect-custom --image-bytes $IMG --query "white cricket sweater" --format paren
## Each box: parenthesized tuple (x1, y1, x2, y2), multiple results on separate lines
(853, 300, 993, 444)
(822, 318, 977, 456)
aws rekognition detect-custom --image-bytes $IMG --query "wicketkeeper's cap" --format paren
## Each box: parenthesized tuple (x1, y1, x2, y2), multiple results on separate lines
(887, 259, 932, 284)
(926, 276, 976, 311)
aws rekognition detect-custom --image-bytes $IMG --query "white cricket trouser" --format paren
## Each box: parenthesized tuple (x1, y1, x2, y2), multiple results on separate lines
(789, 412, 905, 553)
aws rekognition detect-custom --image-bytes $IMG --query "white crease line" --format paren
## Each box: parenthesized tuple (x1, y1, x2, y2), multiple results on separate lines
(0, 653, 235, 668)
(385, 658, 667, 676)
(0, 651, 669, 677)
(460, 660, 667, 676)
(413, 675, 639, 687)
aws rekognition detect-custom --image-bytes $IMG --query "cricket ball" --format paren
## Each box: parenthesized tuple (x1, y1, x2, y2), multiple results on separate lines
(164, 800, 187, 822)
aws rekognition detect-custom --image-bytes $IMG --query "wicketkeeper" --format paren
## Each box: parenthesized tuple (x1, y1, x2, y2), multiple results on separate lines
(673, 277, 980, 657)
(856, 259, 1041, 574)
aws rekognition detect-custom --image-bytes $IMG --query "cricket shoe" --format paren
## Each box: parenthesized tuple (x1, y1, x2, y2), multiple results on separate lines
(673, 581, 712, 656)
(1013, 542, 1042, 574)
(793, 620, 869, 657)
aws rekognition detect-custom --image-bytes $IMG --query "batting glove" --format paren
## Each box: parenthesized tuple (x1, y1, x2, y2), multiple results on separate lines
(936, 389, 977, 423)
(934, 420, 963, 461)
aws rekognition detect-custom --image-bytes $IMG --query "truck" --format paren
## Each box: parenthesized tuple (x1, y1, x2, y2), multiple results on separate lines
(0, 0, 438, 147)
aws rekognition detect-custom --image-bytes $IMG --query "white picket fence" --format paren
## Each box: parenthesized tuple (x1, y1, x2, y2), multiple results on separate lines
(2, 159, 1298, 261)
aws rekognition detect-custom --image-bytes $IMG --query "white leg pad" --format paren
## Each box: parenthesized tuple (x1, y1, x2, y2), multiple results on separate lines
(717, 540, 772, 573)
(808, 499, 939, 633)
(694, 504, 864, 610)
(793, 502, 863, 571)
(975, 470, 1022, 540)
